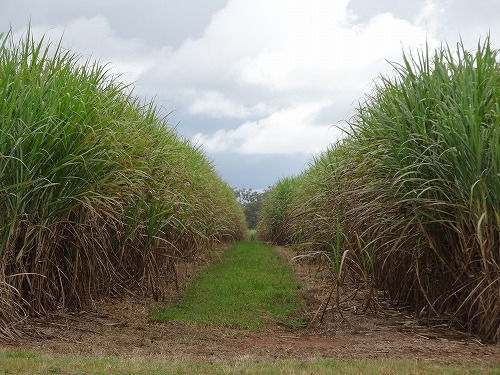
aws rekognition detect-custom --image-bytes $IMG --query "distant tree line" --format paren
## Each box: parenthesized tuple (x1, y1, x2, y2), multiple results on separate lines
(233, 188, 268, 229)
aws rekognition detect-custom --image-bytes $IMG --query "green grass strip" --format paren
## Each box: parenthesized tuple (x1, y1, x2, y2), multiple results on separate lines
(1, 350, 499, 375)
(151, 241, 304, 329)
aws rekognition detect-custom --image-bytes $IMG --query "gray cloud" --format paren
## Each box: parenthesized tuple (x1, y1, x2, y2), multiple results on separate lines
(1, 0, 228, 49)
(348, 0, 425, 23)
(212, 152, 313, 190)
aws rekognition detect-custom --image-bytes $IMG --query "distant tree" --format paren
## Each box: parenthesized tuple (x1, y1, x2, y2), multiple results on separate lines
(233, 187, 268, 229)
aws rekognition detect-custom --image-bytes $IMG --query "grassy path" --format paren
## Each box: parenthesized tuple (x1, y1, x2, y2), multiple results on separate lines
(151, 240, 305, 329)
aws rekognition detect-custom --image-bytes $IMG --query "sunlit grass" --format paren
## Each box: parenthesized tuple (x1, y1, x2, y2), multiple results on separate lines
(151, 241, 305, 329)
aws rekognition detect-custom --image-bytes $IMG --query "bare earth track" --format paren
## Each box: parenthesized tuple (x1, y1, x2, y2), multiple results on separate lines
(1, 246, 499, 366)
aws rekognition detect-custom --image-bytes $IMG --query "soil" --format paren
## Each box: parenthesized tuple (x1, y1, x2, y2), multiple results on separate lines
(1, 246, 499, 366)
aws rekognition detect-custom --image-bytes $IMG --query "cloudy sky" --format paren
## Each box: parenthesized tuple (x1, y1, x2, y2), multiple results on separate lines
(2, 1, 500, 189)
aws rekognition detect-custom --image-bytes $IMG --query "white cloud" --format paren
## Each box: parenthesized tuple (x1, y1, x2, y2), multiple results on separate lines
(414, 0, 446, 35)
(182, 0, 437, 154)
(188, 91, 274, 119)
(159, 0, 434, 93)
(193, 101, 343, 155)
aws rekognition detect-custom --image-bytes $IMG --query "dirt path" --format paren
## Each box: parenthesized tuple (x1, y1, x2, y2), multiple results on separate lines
(1, 246, 499, 365)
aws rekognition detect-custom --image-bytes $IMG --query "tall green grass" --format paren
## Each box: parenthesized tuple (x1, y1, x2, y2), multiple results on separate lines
(0, 29, 246, 338)
(256, 176, 302, 245)
(258, 37, 500, 343)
